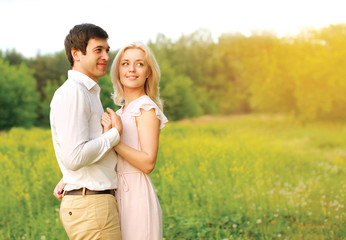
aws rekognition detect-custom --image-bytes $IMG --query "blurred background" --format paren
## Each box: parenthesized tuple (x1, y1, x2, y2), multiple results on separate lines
(0, 0, 345, 239)
(1, 0, 346, 128)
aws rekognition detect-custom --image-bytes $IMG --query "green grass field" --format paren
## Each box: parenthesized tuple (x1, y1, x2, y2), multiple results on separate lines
(0, 114, 345, 239)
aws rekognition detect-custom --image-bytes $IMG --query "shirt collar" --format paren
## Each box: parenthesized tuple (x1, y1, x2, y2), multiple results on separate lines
(68, 70, 100, 92)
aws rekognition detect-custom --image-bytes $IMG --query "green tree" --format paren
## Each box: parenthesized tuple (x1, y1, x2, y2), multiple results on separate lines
(245, 33, 296, 113)
(150, 31, 215, 115)
(26, 51, 70, 125)
(292, 24, 346, 121)
(98, 75, 120, 111)
(160, 62, 202, 121)
(39, 79, 61, 127)
(3, 49, 25, 66)
(0, 59, 39, 129)
(212, 33, 251, 113)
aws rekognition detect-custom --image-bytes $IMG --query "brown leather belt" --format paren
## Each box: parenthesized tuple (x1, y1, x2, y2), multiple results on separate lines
(64, 188, 116, 197)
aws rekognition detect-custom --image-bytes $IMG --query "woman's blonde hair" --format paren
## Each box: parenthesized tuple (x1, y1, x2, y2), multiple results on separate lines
(110, 42, 163, 111)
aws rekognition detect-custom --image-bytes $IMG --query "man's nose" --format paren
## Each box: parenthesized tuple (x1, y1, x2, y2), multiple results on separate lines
(102, 51, 109, 61)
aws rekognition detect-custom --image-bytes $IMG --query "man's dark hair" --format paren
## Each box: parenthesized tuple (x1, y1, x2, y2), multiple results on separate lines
(64, 23, 109, 67)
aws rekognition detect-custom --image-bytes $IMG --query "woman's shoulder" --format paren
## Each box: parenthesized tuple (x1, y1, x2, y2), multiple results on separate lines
(133, 95, 157, 107)
(130, 95, 159, 115)
(130, 95, 168, 129)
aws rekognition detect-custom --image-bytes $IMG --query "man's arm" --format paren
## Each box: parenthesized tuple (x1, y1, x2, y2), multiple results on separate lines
(51, 85, 120, 171)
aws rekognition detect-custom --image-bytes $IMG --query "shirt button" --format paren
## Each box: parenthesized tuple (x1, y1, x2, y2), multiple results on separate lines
(69, 211, 72, 216)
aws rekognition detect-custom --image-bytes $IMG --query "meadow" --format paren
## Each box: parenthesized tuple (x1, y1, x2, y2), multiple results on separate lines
(0, 114, 345, 240)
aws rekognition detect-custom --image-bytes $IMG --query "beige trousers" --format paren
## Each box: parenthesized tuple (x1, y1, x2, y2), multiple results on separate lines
(60, 194, 121, 240)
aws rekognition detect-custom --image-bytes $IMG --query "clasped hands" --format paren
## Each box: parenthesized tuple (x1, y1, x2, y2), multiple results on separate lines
(102, 107, 123, 135)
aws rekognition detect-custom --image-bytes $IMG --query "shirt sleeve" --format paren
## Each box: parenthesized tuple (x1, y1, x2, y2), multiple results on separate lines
(51, 84, 119, 171)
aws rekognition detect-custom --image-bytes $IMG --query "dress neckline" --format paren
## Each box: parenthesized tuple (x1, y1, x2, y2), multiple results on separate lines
(121, 95, 148, 113)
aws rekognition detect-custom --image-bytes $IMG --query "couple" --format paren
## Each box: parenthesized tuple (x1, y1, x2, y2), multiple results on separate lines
(50, 23, 168, 240)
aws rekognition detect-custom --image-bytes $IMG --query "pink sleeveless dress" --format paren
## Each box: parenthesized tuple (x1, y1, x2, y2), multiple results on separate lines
(116, 95, 168, 240)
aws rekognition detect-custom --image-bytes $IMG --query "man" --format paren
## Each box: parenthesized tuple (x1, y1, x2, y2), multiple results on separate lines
(50, 23, 122, 240)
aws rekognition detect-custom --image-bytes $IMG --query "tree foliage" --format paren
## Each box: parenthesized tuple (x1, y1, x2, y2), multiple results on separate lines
(0, 58, 39, 129)
(159, 61, 202, 120)
(98, 74, 121, 111)
(1, 24, 346, 129)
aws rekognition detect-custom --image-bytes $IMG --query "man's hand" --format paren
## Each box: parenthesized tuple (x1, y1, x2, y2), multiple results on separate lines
(107, 107, 123, 135)
(53, 178, 66, 201)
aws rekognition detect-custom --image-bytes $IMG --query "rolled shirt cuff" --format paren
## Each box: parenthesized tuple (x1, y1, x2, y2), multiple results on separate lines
(103, 128, 120, 148)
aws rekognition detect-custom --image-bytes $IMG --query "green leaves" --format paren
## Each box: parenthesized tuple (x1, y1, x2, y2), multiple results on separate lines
(0, 59, 39, 129)
(2, 24, 346, 130)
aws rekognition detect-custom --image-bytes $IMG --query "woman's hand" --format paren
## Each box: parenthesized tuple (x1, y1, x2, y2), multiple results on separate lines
(101, 112, 112, 133)
(53, 178, 66, 201)
(107, 108, 123, 135)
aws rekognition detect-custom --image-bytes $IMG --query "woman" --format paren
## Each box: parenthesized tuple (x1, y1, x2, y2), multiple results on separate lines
(102, 42, 167, 240)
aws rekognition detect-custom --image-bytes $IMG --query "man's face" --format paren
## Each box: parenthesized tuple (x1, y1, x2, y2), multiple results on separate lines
(74, 38, 110, 81)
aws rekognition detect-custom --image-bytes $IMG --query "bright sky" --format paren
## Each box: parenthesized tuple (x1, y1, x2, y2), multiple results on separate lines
(1, 0, 345, 58)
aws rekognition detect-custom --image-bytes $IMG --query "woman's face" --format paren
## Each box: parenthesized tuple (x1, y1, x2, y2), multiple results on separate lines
(118, 48, 151, 91)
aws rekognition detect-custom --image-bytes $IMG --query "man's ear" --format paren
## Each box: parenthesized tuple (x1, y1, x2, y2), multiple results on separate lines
(71, 48, 80, 62)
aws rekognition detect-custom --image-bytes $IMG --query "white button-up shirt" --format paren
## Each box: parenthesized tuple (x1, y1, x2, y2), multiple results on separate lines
(50, 70, 119, 191)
